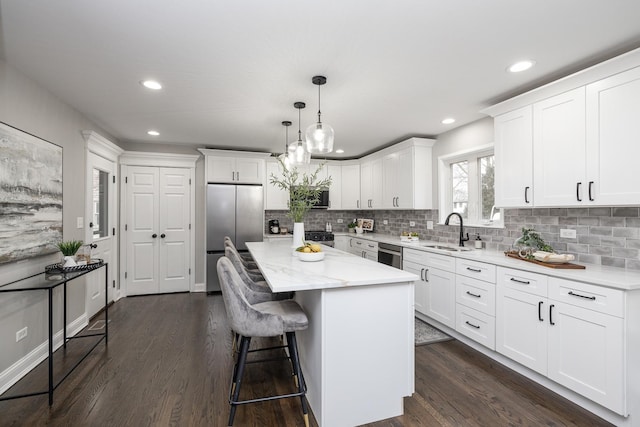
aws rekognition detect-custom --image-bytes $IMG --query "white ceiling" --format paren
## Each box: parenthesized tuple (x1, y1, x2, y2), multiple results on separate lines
(1, 1, 640, 158)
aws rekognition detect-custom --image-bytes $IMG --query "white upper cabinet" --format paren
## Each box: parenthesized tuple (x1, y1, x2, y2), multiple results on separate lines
(265, 160, 289, 210)
(485, 49, 640, 208)
(201, 149, 269, 184)
(381, 139, 434, 209)
(360, 158, 382, 209)
(494, 106, 533, 207)
(341, 163, 361, 209)
(586, 65, 640, 206)
(533, 87, 586, 207)
(326, 164, 342, 210)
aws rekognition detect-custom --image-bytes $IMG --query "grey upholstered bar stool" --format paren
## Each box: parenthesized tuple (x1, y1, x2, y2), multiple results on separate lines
(224, 236, 259, 268)
(217, 257, 310, 427)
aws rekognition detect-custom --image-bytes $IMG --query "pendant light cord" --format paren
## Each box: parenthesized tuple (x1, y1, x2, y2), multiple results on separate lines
(317, 83, 322, 124)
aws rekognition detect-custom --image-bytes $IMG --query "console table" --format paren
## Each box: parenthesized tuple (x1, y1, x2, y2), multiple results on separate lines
(0, 263, 108, 405)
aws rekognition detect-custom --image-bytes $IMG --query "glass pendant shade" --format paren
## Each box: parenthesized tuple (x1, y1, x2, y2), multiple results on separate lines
(288, 101, 311, 166)
(279, 120, 292, 170)
(306, 75, 334, 154)
(305, 121, 334, 154)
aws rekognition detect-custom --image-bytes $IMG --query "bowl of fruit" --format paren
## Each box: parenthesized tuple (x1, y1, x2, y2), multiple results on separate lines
(295, 242, 325, 262)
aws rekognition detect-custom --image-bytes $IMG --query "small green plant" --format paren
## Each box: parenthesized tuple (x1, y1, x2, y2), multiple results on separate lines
(57, 240, 84, 256)
(347, 220, 357, 229)
(516, 228, 554, 255)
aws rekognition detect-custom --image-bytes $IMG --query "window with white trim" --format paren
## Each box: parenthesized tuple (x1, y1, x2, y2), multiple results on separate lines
(438, 145, 502, 227)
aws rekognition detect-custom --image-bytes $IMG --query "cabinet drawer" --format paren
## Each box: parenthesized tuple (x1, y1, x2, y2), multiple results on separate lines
(403, 248, 427, 264)
(549, 277, 624, 317)
(497, 267, 548, 297)
(456, 275, 496, 316)
(456, 304, 496, 350)
(350, 237, 378, 252)
(403, 248, 455, 272)
(456, 258, 496, 282)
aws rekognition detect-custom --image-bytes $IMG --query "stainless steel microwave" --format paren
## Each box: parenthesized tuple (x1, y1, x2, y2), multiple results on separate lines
(292, 187, 330, 209)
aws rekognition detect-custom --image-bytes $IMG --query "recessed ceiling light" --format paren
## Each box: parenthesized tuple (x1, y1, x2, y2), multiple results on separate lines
(335, 149, 344, 154)
(147, 130, 160, 136)
(141, 80, 162, 90)
(441, 118, 455, 125)
(508, 60, 535, 73)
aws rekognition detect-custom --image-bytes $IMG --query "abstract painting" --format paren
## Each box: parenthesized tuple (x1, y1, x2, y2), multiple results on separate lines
(0, 122, 62, 264)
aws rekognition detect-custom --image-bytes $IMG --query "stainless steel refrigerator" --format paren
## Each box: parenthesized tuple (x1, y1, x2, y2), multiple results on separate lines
(206, 183, 264, 292)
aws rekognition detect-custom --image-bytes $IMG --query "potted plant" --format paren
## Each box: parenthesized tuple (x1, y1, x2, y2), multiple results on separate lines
(347, 220, 357, 233)
(269, 159, 332, 248)
(57, 240, 84, 267)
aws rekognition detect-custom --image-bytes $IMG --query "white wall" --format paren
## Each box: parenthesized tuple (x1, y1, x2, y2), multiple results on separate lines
(432, 117, 494, 206)
(0, 59, 119, 375)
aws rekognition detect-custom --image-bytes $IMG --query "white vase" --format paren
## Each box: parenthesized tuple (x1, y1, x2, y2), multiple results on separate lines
(63, 256, 77, 267)
(292, 222, 305, 248)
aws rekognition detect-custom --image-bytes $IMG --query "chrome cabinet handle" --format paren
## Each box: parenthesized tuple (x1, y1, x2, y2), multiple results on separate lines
(236, 171, 239, 181)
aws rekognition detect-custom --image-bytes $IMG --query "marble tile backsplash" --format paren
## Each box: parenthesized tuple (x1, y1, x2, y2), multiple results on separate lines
(265, 207, 640, 270)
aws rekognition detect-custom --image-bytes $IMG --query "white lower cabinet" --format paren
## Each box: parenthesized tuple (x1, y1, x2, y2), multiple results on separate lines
(403, 248, 456, 328)
(347, 237, 378, 261)
(455, 262, 497, 350)
(496, 267, 625, 414)
(334, 235, 349, 252)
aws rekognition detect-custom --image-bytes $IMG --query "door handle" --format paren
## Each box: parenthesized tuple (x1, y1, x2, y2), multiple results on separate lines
(588, 181, 594, 201)
(232, 171, 235, 181)
(236, 171, 240, 181)
(89, 243, 98, 249)
(576, 182, 582, 202)
(524, 186, 530, 204)
(89, 221, 94, 228)
(160, 233, 166, 238)
(420, 268, 424, 281)
(538, 301, 544, 321)
(549, 304, 555, 325)
(424, 268, 429, 282)
(152, 233, 158, 238)
(357, 200, 360, 209)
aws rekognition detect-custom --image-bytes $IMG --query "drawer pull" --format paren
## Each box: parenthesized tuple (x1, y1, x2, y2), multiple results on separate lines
(367, 244, 375, 248)
(538, 301, 544, 322)
(510, 277, 530, 285)
(465, 320, 480, 329)
(466, 267, 482, 273)
(568, 291, 596, 301)
(466, 291, 481, 298)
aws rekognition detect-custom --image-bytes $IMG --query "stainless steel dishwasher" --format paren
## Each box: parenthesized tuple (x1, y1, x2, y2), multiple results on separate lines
(377, 242, 403, 269)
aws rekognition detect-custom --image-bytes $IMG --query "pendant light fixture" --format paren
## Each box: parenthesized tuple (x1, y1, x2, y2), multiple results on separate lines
(289, 101, 311, 165)
(305, 75, 334, 154)
(278, 120, 292, 170)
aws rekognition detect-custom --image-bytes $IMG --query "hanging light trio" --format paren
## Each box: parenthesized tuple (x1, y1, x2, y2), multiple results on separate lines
(279, 75, 334, 167)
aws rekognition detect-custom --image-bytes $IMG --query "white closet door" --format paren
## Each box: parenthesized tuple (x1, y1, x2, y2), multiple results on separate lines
(158, 168, 190, 293)
(126, 166, 159, 296)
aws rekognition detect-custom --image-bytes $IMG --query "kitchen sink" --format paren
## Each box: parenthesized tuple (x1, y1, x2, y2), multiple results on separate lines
(420, 243, 473, 252)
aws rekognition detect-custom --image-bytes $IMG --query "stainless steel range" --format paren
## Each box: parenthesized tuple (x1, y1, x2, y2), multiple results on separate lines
(304, 230, 335, 247)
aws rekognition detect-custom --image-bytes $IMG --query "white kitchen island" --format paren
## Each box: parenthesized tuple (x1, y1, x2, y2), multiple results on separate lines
(246, 240, 418, 427)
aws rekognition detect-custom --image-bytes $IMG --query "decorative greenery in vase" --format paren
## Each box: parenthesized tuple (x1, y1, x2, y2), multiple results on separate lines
(57, 240, 84, 256)
(269, 159, 332, 223)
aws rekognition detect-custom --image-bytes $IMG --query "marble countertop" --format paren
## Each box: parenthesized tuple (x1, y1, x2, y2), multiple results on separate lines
(246, 240, 418, 293)
(334, 232, 640, 290)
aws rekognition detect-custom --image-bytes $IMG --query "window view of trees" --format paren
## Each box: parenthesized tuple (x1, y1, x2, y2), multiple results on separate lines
(480, 155, 495, 220)
(451, 160, 468, 218)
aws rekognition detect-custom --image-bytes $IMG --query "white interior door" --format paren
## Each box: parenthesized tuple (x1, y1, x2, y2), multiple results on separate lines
(85, 152, 116, 319)
(158, 167, 190, 293)
(126, 166, 159, 296)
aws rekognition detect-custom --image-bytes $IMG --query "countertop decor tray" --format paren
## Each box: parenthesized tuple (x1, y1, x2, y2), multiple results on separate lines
(45, 259, 105, 274)
(504, 252, 585, 269)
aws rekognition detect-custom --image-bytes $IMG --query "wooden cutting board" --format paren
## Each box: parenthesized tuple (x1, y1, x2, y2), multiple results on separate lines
(505, 252, 586, 269)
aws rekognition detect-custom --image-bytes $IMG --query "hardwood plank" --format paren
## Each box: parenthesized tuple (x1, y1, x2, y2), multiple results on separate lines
(0, 293, 613, 427)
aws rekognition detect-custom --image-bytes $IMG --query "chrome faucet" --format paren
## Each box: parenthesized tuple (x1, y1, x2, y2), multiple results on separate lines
(445, 212, 470, 247)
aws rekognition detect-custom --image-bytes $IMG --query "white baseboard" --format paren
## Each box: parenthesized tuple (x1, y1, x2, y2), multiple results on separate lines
(0, 313, 88, 396)
(193, 282, 206, 292)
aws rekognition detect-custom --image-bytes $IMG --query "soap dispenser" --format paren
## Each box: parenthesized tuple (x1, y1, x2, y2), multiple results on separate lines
(474, 234, 483, 249)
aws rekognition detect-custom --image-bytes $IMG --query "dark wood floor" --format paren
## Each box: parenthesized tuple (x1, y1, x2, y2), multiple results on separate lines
(0, 293, 612, 427)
